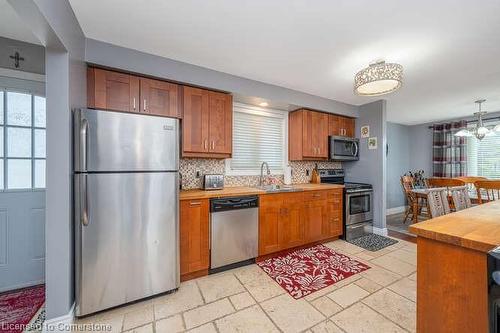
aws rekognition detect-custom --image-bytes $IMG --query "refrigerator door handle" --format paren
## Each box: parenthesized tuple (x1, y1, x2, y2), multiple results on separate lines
(80, 118, 89, 171)
(82, 174, 90, 226)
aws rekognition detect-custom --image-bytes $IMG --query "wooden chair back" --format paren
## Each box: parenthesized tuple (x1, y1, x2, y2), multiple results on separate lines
(450, 186, 472, 211)
(475, 180, 500, 204)
(400, 176, 415, 203)
(426, 187, 451, 218)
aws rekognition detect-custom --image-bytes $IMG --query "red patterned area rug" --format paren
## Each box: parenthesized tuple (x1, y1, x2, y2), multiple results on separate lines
(0, 284, 45, 333)
(257, 244, 370, 299)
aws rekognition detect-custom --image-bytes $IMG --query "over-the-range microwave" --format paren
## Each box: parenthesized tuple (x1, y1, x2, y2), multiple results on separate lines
(329, 136, 360, 161)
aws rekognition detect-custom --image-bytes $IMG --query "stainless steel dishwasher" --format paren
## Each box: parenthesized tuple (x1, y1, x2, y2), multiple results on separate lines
(210, 196, 259, 271)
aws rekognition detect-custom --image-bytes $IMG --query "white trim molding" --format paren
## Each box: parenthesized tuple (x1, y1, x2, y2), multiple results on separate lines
(386, 205, 407, 216)
(0, 68, 45, 82)
(372, 226, 388, 236)
(42, 303, 74, 333)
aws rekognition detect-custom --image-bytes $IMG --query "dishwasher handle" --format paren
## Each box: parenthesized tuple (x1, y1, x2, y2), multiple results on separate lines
(210, 195, 259, 212)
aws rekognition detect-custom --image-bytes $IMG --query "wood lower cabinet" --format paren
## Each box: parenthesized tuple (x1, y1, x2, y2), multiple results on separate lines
(180, 199, 209, 278)
(259, 190, 343, 256)
(182, 86, 232, 158)
(87, 67, 180, 118)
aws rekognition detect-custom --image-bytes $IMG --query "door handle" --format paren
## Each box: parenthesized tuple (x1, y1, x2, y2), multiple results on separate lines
(143, 99, 147, 112)
(204, 140, 208, 150)
(133, 97, 136, 110)
(211, 141, 215, 150)
(80, 118, 89, 172)
(190, 201, 202, 206)
(353, 141, 359, 157)
(81, 174, 89, 226)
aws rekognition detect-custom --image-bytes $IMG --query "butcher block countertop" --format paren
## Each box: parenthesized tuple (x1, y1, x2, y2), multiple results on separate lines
(180, 183, 344, 201)
(409, 200, 500, 253)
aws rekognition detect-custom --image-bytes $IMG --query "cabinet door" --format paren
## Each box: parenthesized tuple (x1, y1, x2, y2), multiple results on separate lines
(304, 199, 328, 242)
(182, 86, 209, 153)
(326, 191, 343, 237)
(341, 117, 355, 137)
(315, 112, 329, 158)
(140, 78, 180, 117)
(88, 67, 140, 113)
(180, 199, 209, 275)
(302, 110, 316, 158)
(208, 92, 232, 154)
(279, 205, 305, 249)
(328, 115, 341, 136)
(279, 193, 305, 249)
(259, 195, 282, 255)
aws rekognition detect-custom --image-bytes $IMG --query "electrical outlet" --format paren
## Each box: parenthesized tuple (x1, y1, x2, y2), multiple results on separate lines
(196, 171, 201, 178)
(306, 169, 310, 176)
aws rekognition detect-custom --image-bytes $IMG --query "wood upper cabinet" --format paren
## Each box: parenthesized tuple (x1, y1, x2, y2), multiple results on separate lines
(87, 67, 180, 118)
(182, 87, 232, 158)
(87, 67, 140, 113)
(180, 199, 209, 277)
(329, 114, 355, 138)
(208, 91, 232, 154)
(289, 109, 329, 160)
(182, 87, 210, 153)
(140, 78, 180, 117)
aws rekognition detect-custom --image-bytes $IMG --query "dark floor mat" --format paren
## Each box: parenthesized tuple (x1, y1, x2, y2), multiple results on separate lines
(348, 234, 398, 251)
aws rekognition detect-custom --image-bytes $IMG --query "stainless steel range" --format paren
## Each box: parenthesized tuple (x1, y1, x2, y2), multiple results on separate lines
(318, 169, 373, 241)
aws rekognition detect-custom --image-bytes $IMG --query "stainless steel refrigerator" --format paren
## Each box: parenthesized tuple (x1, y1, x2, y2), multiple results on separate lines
(74, 108, 179, 316)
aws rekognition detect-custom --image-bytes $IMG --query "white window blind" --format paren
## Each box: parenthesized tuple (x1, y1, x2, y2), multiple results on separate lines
(467, 121, 500, 179)
(229, 104, 285, 173)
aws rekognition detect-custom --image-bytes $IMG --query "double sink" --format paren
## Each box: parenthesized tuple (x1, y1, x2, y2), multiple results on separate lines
(254, 184, 303, 193)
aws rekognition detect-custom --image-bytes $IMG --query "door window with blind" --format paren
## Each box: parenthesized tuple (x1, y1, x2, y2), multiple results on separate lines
(467, 121, 500, 178)
(227, 103, 286, 175)
(0, 90, 46, 190)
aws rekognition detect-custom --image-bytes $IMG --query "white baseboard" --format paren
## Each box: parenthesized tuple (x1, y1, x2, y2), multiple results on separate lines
(386, 206, 407, 215)
(372, 227, 388, 236)
(42, 303, 74, 333)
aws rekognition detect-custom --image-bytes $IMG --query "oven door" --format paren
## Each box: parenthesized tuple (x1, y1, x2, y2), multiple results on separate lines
(345, 190, 373, 225)
(329, 136, 359, 161)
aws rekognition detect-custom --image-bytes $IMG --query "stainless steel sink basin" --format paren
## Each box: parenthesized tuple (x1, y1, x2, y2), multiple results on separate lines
(254, 184, 303, 193)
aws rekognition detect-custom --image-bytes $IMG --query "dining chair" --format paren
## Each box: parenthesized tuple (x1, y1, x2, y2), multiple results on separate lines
(474, 180, 500, 204)
(426, 187, 451, 218)
(400, 176, 428, 223)
(450, 186, 472, 211)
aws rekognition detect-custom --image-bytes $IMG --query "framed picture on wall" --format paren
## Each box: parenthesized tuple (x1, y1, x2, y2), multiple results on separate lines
(361, 125, 370, 138)
(368, 137, 378, 150)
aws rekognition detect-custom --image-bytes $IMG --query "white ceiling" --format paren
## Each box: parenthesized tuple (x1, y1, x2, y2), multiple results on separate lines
(0, 0, 41, 45)
(69, 0, 500, 125)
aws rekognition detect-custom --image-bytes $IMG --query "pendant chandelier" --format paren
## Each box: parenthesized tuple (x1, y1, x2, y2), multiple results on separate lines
(354, 60, 403, 96)
(455, 99, 499, 140)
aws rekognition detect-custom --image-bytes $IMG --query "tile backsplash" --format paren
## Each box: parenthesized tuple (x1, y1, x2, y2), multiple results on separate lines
(180, 158, 341, 190)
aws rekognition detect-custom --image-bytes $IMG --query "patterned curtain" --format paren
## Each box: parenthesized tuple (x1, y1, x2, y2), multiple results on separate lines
(432, 120, 467, 177)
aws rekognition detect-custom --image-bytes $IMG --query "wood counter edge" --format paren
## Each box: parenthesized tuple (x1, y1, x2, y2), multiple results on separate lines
(180, 184, 345, 201)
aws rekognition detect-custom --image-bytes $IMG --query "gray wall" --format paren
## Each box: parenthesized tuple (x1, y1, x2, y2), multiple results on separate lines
(85, 38, 358, 117)
(386, 122, 411, 209)
(0, 36, 45, 74)
(9, 0, 86, 320)
(345, 100, 387, 231)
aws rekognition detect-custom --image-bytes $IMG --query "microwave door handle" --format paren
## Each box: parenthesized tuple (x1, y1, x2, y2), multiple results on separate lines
(353, 141, 359, 157)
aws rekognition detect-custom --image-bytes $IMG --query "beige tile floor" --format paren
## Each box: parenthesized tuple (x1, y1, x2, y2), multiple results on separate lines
(74, 238, 417, 333)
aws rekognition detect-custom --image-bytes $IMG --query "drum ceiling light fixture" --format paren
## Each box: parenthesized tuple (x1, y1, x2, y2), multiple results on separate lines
(354, 60, 403, 96)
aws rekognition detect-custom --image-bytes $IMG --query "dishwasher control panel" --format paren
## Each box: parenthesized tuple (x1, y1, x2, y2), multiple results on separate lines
(210, 196, 259, 212)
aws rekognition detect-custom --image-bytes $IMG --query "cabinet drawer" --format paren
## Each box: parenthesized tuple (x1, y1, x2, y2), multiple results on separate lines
(327, 190, 343, 200)
(304, 191, 327, 201)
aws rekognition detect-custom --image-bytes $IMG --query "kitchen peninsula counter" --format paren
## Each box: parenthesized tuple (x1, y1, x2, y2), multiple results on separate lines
(409, 201, 500, 333)
(180, 183, 345, 200)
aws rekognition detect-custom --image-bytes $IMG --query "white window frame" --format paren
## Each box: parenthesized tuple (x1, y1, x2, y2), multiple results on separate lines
(0, 87, 46, 192)
(466, 119, 500, 179)
(225, 103, 288, 176)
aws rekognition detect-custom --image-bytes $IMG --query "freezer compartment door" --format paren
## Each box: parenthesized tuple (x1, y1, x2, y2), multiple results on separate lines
(74, 109, 178, 172)
(75, 172, 179, 316)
